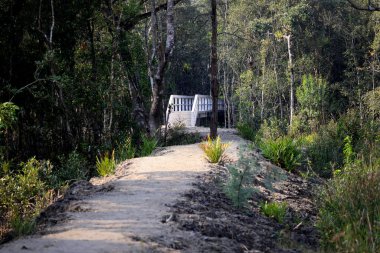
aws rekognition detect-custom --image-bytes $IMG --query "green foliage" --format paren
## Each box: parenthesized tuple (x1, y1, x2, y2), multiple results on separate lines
(260, 201, 288, 223)
(224, 153, 257, 209)
(255, 119, 287, 145)
(57, 151, 88, 183)
(0, 102, 19, 131)
(140, 135, 158, 157)
(317, 162, 380, 252)
(0, 158, 53, 236)
(237, 122, 256, 142)
(96, 151, 116, 177)
(296, 74, 327, 124)
(305, 121, 344, 177)
(200, 135, 230, 163)
(10, 217, 35, 236)
(164, 122, 201, 146)
(343, 136, 355, 166)
(116, 136, 136, 162)
(260, 136, 301, 172)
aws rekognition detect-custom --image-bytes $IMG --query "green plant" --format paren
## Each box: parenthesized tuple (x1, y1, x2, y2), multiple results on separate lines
(10, 216, 35, 236)
(343, 135, 355, 166)
(200, 135, 230, 163)
(224, 153, 257, 208)
(164, 123, 201, 146)
(0, 102, 19, 132)
(317, 162, 380, 252)
(237, 122, 256, 142)
(116, 136, 135, 162)
(96, 151, 116, 177)
(260, 201, 288, 223)
(0, 158, 53, 236)
(256, 119, 287, 145)
(140, 135, 158, 156)
(58, 151, 88, 183)
(260, 136, 301, 172)
(305, 121, 344, 177)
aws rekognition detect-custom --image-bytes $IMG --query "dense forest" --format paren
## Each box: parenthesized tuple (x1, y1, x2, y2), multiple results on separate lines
(0, 0, 380, 252)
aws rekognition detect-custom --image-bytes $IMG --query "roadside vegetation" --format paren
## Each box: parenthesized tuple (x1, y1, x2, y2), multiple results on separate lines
(1, 0, 380, 251)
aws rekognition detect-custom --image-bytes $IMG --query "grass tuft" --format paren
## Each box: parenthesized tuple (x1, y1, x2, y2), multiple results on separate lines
(259, 136, 301, 172)
(200, 135, 230, 163)
(96, 151, 116, 177)
(260, 201, 288, 223)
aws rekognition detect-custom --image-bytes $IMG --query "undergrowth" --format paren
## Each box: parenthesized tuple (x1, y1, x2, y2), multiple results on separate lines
(260, 201, 288, 223)
(96, 151, 116, 177)
(224, 153, 257, 208)
(0, 158, 54, 238)
(237, 122, 256, 142)
(317, 161, 380, 252)
(259, 136, 301, 172)
(140, 135, 158, 157)
(200, 135, 229, 163)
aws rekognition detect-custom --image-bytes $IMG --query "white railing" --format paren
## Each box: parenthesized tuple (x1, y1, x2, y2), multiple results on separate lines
(166, 94, 224, 127)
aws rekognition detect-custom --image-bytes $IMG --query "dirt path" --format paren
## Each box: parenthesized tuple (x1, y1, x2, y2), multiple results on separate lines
(0, 128, 243, 253)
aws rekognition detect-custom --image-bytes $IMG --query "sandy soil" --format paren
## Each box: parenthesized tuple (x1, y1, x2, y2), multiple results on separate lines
(0, 128, 243, 253)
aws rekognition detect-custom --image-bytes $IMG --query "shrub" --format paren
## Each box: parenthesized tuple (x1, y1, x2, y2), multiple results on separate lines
(260, 201, 288, 223)
(200, 135, 230, 163)
(115, 136, 135, 162)
(165, 123, 201, 146)
(255, 118, 287, 145)
(96, 151, 116, 177)
(140, 135, 158, 157)
(57, 151, 88, 184)
(305, 121, 344, 177)
(0, 158, 53, 236)
(237, 122, 256, 142)
(317, 162, 380, 252)
(224, 154, 257, 208)
(259, 136, 301, 172)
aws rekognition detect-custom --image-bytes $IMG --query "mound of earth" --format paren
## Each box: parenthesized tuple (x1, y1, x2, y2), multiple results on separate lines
(163, 150, 321, 253)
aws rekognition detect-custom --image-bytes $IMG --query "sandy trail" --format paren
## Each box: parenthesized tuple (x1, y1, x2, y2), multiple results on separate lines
(0, 128, 243, 253)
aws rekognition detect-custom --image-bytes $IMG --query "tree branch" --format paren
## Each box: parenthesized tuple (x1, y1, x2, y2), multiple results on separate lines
(122, 0, 183, 30)
(347, 0, 380, 11)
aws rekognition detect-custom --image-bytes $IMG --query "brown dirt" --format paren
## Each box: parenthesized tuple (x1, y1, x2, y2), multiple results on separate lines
(0, 128, 321, 253)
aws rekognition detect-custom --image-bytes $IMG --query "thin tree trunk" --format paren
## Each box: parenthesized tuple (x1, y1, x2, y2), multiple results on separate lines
(148, 0, 175, 134)
(284, 34, 295, 127)
(210, 0, 218, 139)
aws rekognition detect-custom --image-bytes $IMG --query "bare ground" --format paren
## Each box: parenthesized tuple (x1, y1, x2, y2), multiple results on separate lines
(0, 128, 320, 253)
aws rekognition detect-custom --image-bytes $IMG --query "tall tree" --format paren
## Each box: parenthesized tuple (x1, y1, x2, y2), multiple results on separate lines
(148, 0, 175, 134)
(210, 0, 218, 138)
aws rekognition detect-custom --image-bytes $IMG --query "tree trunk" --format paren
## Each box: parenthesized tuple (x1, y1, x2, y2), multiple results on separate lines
(148, 0, 175, 135)
(284, 34, 295, 127)
(210, 0, 218, 139)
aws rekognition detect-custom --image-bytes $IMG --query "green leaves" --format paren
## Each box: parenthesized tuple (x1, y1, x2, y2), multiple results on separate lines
(260, 201, 288, 223)
(140, 135, 158, 157)
(224, 152, 258, 209)
(200, 135, 230, 164)
(0, 102, 19, 132)
(260, 136, 301, 172)
(0, 158, 53, 236)
(96, 151, 116, 177)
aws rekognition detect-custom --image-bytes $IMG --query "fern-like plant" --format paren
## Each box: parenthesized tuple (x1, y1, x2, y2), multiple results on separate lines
(260, 136, 301, 172)
(224, 154, 257, 208)
(96, 151, 116, 177)
(200, 135, 229, 163)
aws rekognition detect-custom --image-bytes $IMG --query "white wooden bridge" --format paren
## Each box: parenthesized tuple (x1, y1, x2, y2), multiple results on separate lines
(166, 94, 224, 127)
